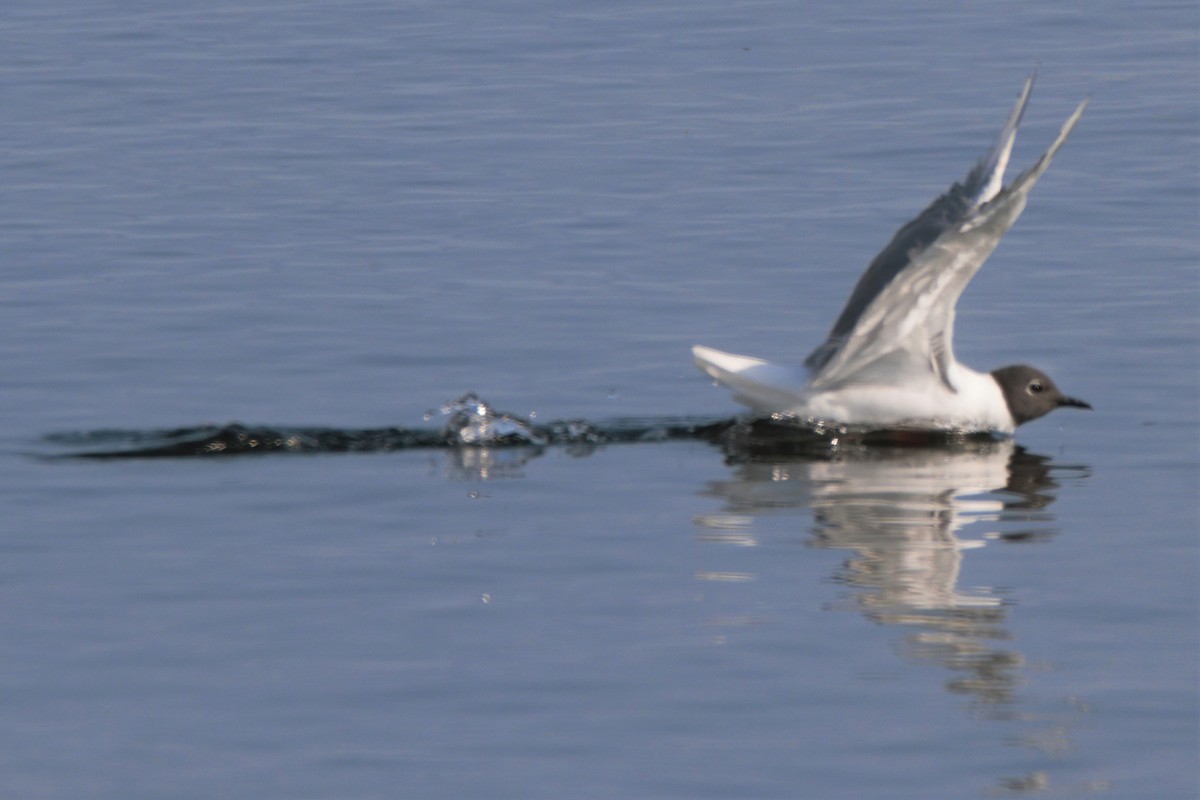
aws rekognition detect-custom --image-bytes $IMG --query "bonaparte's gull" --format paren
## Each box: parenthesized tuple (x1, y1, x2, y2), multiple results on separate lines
(693, 75, 1091, 434)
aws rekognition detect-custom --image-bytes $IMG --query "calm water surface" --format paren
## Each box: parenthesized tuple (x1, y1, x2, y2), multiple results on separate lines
(3, 1, 1197, 798)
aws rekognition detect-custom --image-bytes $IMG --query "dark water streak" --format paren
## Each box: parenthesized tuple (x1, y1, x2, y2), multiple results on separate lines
(42, 394, 1008, 461)
(44, 417, 729, 459)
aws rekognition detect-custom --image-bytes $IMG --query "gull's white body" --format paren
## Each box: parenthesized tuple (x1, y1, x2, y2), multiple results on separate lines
(692, 345, 1013, 433)
(693, 75, 1088, 434)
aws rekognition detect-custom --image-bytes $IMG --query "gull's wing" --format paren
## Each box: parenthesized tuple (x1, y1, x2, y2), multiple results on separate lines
(804, 76, 1087, 392)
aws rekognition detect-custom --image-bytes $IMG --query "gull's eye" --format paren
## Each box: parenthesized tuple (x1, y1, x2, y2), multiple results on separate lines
(1028, 380, 1044, 394)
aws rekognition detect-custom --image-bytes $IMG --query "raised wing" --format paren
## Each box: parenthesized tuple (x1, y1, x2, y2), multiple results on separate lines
(804, 76, 1086, 392)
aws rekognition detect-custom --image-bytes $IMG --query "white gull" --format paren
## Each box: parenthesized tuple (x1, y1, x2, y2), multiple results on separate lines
(693, 74, 1091, 435)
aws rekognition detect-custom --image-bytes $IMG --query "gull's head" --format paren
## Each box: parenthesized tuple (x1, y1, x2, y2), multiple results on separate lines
(990, 365, 1091, 427)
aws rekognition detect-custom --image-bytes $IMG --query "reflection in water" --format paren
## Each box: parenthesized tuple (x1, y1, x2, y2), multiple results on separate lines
(726, 443, 1029, 702)
(696, 439, 1092, 794)
(443, 445, 544, 481)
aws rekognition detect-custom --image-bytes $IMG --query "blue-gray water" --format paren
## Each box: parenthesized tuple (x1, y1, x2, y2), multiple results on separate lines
(4, 1, 1198, 798)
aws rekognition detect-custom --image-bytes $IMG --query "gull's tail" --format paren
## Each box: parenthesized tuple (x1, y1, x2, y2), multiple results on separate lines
(692, 345, 807, 414)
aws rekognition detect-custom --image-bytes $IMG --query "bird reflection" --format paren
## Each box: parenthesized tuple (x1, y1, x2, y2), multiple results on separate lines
(697, 437, 1082, 712)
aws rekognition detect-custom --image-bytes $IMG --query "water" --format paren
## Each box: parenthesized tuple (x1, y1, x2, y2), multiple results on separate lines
(4, 1, 1197, 798)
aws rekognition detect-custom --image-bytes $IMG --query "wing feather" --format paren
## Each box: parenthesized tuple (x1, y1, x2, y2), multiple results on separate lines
(805, 84, 1087, 393)
(803, 74, 1037, 374)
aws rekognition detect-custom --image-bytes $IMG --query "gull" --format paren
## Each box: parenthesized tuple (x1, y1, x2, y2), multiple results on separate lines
(693, 74, 1091, 435)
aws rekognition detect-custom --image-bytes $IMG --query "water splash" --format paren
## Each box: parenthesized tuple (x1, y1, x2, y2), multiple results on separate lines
(437, 392, 549, 446)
